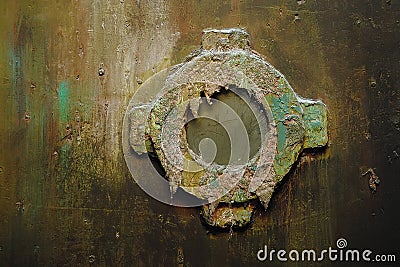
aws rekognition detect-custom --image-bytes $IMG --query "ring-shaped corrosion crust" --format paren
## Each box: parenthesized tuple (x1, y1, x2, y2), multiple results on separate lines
(145, 55, 281, 203)
(123, 28, 328, 228)
(156, 49, 307, 183)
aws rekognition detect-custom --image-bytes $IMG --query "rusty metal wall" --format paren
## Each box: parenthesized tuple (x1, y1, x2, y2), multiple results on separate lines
(0, 0, 399, 266)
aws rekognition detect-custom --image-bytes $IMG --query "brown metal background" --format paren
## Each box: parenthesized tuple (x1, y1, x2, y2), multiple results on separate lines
(0, 0, 399, 266)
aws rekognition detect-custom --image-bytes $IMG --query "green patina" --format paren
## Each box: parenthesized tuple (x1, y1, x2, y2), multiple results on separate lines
(232, 188, 248, 203)
(58, 81, 70, 124)
(268, 92, 290, 150)
(301, 100, 328, 148)
(265, 86, 304, 179)
(276, 122, 287, 152)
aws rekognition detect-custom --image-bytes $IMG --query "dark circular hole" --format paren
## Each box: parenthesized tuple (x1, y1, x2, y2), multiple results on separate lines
(185, 86, 267, 166)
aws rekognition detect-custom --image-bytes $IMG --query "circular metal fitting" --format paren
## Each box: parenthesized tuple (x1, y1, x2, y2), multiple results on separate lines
(123, 28, 328, 229)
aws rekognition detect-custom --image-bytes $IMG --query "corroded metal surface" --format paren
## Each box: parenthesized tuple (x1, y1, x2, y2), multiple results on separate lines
(0, 1, 399, 266)
(126, 29, 328, 229)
